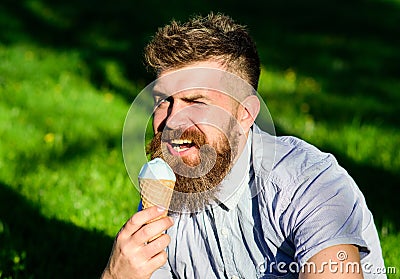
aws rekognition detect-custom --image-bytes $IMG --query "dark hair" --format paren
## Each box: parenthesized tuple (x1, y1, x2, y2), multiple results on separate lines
(144, 13, 261, 89)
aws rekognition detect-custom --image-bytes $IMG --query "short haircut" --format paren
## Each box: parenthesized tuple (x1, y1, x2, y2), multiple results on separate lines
(144, 12, 261, 90)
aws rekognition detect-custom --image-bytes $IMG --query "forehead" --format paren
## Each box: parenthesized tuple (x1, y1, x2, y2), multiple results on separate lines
(153, 67, 224, 96)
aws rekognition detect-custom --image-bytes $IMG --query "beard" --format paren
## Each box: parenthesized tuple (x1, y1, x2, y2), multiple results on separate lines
(147, 121, 239, 213)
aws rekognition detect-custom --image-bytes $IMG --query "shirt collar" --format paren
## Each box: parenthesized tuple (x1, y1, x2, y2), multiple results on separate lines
(214, 129, 253, 210)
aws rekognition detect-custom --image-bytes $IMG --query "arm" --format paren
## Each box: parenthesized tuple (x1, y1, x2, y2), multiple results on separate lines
(277, 153, 375, 277)
(101, 206, 174, 279)
(299, 244, 363, 279)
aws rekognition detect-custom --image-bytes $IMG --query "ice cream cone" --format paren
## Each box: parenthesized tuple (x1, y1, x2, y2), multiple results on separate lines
(138, 158, 176, 242)
(139, 178, 175, 218)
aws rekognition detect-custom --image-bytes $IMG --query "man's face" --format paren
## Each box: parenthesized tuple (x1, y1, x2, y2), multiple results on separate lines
(148, 61, 247, 212)
(152, 61, 244, 166)
(152, 88, 240, 167)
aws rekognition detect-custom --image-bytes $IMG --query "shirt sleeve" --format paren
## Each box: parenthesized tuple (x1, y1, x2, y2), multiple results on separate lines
(282, 156, 370, 266)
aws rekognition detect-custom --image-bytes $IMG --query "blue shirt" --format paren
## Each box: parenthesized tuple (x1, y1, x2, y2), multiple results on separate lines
(151, 125, 386, 279)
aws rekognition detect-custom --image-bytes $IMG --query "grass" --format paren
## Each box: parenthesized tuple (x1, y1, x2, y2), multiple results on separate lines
(0, 44, 139, 278)
(0, 44, 136, 233)
(0, 0, 399, 278)
(258, 68, 400, 173)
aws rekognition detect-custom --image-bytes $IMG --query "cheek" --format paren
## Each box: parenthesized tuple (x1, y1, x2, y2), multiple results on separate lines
(152, 110, 167, 131)
(197, 124, 227, 147)
(199, 108, 235, 131)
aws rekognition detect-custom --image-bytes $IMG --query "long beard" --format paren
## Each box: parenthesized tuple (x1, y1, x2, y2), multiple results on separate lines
(147, 124, 238, 213)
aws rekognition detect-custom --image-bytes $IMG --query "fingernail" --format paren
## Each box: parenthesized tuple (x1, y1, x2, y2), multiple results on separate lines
(157, 206, 166, 212)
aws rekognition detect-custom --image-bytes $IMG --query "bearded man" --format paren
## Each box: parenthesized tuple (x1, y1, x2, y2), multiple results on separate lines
(102, 13, 385, 279)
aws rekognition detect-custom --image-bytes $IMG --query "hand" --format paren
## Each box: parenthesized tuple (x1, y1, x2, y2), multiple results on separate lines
(101, 206, 174, 279)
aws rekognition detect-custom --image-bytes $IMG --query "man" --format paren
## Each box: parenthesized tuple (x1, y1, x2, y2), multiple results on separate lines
(102, 13, 385, 278)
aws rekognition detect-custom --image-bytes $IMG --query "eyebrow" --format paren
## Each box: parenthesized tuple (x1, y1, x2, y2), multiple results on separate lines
(152, 91, 212, 102)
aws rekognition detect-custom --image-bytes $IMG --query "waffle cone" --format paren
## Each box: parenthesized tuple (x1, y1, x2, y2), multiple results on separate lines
(140, 178, 175, 218)
(139, 178, 175, 242)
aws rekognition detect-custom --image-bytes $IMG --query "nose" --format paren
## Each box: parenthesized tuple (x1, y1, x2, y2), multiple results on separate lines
(165, 100, 191, 130)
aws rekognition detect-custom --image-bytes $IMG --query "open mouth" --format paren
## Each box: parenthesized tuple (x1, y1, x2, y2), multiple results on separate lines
(160, 128, 205, 158)
(169, 139, 196, 153)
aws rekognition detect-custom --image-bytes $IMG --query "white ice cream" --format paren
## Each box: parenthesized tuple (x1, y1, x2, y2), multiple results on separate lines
(138, 158, 176, 181)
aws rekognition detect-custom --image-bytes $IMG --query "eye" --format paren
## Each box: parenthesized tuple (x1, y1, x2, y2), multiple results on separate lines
(189, 99, 207, 106)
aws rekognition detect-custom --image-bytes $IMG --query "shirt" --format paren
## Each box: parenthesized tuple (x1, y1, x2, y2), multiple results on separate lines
(151, 124, 386, 279)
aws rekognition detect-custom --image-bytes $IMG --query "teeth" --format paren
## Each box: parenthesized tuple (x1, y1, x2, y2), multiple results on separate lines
(170, 139, 192, 145)
(169, 139, 193, 153)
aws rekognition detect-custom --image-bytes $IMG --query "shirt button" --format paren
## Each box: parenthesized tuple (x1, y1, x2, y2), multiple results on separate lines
(231, 276, 239, 279)
(221, 227, 229, 236)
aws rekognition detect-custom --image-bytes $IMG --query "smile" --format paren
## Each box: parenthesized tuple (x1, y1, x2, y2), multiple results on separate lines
(166, 139, 197, 155)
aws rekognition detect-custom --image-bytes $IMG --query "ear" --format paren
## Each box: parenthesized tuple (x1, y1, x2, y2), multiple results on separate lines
(237, 95, 260, 134)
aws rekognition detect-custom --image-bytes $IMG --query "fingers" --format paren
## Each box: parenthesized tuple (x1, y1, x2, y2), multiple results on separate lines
(118, 206, 170, 239)
(132, 216, 173, 245)
(116, 219, 171, 273)
(102, 207, 173, 279)
(146, 250, 169, 272)
(141, 233, 171, 260)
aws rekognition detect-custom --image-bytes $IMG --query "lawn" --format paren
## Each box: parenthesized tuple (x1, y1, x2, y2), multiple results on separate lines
(0, 0, 399, 278)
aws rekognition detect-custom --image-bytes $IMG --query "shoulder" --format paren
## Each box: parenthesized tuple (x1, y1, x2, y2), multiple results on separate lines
(252, 126, 337, 190)
(251, 125, 362, 221)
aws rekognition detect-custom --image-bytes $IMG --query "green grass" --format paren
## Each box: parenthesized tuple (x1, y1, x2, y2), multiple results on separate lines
(259, 68, 400, 173)
(0, 44, 141, 278)
(0, 44, 137, 233)
(1, 1, 400, 277)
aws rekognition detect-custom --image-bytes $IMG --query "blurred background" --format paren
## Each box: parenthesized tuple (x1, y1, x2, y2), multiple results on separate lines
(0, 0, 399, 278)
